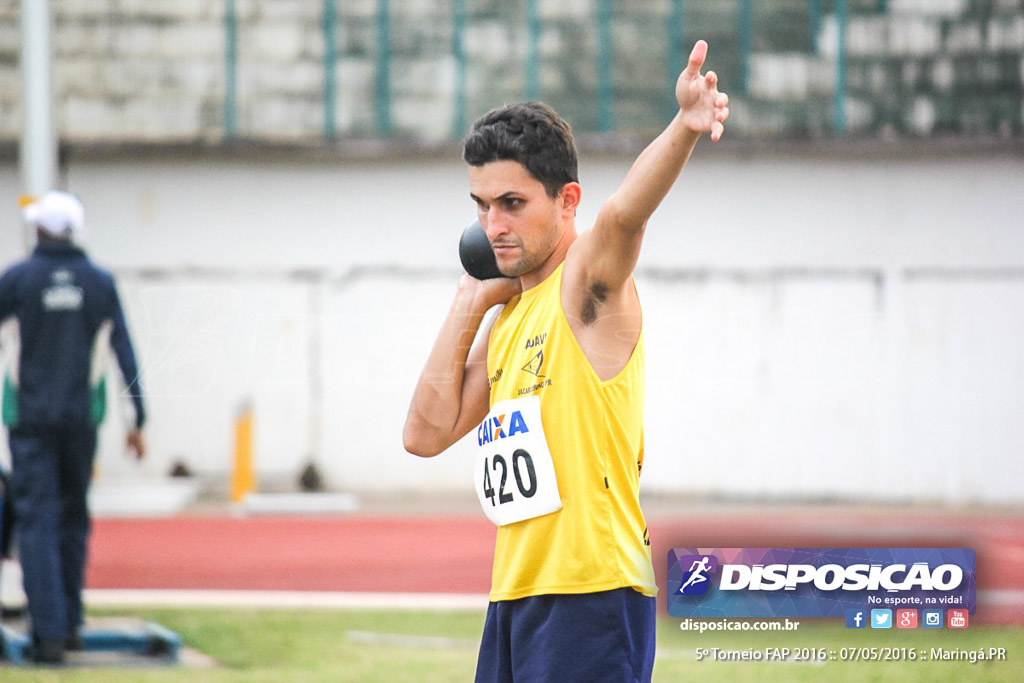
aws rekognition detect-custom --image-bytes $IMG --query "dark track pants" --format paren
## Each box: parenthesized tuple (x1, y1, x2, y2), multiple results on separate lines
(8, 423, 97, 642)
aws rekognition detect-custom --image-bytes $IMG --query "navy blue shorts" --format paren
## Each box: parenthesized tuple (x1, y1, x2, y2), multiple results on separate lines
(475, 587, 656, 683)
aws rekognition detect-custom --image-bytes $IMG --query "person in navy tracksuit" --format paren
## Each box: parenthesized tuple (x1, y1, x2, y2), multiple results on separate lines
(0, 191, 146, 664)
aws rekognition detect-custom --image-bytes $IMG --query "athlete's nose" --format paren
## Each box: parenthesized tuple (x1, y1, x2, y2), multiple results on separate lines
(483, 208, 509, 240)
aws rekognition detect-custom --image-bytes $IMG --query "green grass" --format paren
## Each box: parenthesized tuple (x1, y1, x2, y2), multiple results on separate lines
(2, 608, 1021, 682)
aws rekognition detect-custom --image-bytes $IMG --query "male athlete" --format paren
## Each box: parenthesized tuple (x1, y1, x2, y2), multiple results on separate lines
(404, 40, 728, 682)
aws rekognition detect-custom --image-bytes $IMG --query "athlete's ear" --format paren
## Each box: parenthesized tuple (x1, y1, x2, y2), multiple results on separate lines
(559, 182, 581, 217)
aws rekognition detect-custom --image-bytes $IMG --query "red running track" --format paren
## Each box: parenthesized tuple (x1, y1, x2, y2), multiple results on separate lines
(86, 508, 1024, 624)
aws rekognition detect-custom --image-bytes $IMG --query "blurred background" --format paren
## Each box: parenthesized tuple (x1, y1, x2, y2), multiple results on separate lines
(0, 0, 1021, 509)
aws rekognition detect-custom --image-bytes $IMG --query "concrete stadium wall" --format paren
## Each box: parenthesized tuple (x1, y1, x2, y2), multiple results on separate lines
(1, 147, 1022, 505)
(1, 1, 1022, 142)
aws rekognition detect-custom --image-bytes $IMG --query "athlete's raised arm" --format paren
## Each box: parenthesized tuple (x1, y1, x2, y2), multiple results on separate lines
(566, 40, 729, 294)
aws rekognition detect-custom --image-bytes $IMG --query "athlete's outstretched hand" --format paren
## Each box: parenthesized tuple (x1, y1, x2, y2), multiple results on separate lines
(676, 40, 730, 141)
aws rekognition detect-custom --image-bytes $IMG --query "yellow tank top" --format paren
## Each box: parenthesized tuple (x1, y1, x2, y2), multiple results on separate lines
(486, 263, 655, 601)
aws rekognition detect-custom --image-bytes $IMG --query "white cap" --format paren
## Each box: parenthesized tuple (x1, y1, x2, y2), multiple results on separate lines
(23, 191, 85, 237)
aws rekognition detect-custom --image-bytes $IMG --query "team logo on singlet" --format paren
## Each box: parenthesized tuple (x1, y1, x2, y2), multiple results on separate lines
(521, 332, 546, 377)
(521, 349, 544, 377)
(524, 333, 546, 350)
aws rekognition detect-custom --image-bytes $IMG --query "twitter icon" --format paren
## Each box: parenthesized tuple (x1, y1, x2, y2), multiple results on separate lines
(871, 609, 893, 629)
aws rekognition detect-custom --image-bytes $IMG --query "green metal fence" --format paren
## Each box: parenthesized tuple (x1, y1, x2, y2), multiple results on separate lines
(2, 1, 1021, 145)
(272, 0, 1019, 141)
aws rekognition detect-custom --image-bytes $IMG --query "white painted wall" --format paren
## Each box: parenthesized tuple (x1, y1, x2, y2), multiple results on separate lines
(1, 149, 1022, 504)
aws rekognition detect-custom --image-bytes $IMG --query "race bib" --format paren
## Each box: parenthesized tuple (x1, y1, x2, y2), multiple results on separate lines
(474, 395, 562, 526)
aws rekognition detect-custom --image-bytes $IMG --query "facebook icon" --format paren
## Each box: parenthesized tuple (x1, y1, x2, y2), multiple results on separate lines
(846, 609, 867, 629)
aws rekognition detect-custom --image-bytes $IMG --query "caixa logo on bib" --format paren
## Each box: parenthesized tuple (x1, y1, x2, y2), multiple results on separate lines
(667, 548, 976, 619)
(478, 409, 530, 445)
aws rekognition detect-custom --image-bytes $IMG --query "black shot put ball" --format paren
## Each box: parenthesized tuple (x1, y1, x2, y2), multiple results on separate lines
(459, 219, 504, 280)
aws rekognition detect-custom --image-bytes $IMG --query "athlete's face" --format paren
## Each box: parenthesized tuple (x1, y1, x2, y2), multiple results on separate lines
(468, 161, 569, 279)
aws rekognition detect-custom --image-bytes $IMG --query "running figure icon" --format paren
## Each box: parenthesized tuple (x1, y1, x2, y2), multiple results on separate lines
(679, 556, 712, 593)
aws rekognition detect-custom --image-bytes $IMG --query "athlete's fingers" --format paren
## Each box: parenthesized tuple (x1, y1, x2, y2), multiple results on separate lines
(685, 40, 708, 76)
(711, 120, 724, 142)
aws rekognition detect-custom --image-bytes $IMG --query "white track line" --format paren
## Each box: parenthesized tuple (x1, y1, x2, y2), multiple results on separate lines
(84, 588, 1024, 613)
(84, 589, 489, 611)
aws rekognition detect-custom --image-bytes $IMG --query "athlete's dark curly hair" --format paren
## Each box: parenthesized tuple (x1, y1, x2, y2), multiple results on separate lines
(462, 101, 579, 199)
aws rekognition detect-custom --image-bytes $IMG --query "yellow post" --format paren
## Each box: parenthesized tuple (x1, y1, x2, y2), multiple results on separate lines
(231, 400, 255, 503)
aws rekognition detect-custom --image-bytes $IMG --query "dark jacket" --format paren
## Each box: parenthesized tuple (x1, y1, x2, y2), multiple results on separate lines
(0, 242, 145, 429)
